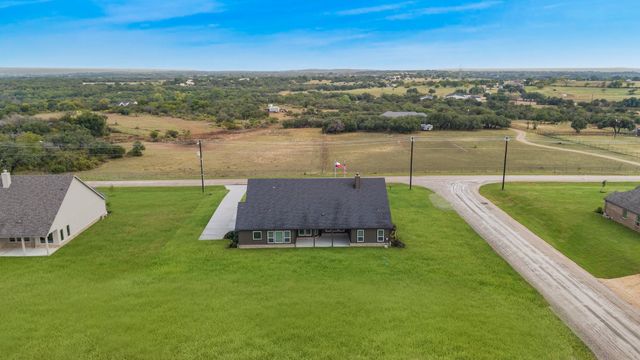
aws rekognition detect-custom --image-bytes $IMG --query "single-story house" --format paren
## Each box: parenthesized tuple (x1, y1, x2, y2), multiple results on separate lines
(267, 104, 280, 113)
(0, 170, 107, 255)
(604, 187, 640, 232)
(444, 93, 482, 101)
(234, 175, 394, 248)
(381, 111, 427, 118)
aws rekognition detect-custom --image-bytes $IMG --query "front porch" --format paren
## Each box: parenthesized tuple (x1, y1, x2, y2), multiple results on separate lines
(295, 233, 350, 248)
(0, 245, 60, 257)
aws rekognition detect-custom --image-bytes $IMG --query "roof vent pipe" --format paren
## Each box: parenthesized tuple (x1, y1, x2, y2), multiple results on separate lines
(354, 173, 361, 189)
(1, 169, 11, 189)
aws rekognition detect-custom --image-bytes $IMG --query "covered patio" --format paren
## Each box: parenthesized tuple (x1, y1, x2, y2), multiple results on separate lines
(296, 233, 350, 248)
(0, 246, 60, 257)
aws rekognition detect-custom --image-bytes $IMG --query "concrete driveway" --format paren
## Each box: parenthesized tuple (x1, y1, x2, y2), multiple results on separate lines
(199, 185, 246, 240)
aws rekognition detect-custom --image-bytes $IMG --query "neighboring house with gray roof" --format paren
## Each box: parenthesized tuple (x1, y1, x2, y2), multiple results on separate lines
(0, 170, 107, 255)
(234, 175, 393, 248)
(604, 187, 640, 232)
(381, 111, 427, 118)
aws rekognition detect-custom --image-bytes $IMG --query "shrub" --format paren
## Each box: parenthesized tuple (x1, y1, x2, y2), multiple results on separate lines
(149, 130, 160, 142)
(165, 129, 179, 138)
(594, 206, 604, 214)
(127, 141, 146, 157)
(224, 231, 239, 248)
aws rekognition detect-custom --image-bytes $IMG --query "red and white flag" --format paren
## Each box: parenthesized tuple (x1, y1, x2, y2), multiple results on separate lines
(334, 161, 347, 177)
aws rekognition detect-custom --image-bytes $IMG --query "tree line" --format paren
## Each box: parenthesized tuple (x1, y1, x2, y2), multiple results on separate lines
(0, 112, 144, 173)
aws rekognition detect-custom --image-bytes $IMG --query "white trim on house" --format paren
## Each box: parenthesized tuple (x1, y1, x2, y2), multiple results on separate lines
(267, 230, 292, 244)
(377, 229, 385, 243)
(356, 229, 365, 242)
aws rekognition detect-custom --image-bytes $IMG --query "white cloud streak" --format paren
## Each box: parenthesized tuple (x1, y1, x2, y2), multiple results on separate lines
(336, 1, 414, 16)
(96, 0, 222, 23)
(388, 1, 502, 20)
(0, 0, 51, 9)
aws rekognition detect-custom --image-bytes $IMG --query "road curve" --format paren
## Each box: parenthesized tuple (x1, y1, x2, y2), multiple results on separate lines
(402, 175, 640, 360)
(512, 128, 640, 168)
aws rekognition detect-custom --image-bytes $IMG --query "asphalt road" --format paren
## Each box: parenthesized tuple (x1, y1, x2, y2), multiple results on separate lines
(90, 175, 640, 359)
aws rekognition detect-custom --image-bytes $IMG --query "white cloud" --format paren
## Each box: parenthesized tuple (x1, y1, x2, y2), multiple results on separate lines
(388, 0, 502, 20)
(96, 0, 222, 23)
(336, 2, 414, 16)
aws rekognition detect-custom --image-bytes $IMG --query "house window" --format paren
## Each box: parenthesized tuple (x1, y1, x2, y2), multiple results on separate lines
(356, 229, 365, 243)
(60, 229, 65, 241)
(623, 209, 628, 219)
(23, 237, 30, 242)
(252, 231, 262, 241)
(377, 229, 385, 243)
(298, 229, 313, 237)
(267, 231, 292, 244)
(66, 225, 71, 236)
(636, 215, 640, 227)
(47, 233, 54, 243)
(9, 237, 16, 242)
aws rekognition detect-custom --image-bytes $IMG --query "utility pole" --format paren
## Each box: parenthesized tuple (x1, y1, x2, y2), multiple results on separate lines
(501, 136, 510, 191)
(198, 140, 205, 193)
(409, 136, 414, 190)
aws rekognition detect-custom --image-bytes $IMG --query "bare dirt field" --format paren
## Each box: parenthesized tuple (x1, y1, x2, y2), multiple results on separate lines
(602, 275, 640, 309)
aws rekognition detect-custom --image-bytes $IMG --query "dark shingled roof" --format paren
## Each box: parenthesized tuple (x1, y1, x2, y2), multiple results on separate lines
(0, 175, 75, 237)
(606, 187, 640, 215)
(235, 178, 393, 231)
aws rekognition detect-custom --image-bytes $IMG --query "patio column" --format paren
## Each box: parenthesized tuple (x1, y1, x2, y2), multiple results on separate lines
(45, 236, 50, 256)
(20, 237, 26, 255)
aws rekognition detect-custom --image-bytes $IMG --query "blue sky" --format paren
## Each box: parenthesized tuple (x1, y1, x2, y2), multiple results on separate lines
(0, 0, 638, 70)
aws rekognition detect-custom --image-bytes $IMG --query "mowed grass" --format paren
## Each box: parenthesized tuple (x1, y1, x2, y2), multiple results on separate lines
(481, 183, 640, 279)
(512, 121, 640, 163)
(524, 86, 637, 102)
(78, 128, 639, 180)
(0, 186, 592, 359)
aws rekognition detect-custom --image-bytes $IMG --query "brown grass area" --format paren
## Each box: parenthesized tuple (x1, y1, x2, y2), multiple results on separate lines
(107, 113, 217, 137)
(78, 128, 640, 180)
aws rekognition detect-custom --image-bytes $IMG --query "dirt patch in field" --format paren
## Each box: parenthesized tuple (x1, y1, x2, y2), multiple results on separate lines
(601, 274, 640, 310)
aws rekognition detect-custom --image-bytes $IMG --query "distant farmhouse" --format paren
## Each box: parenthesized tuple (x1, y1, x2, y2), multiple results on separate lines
(604, 187, 640, 232)
(267, 104, 281, 113)
(444, 93, 482, 101)
(0, 171, 107, 256)
(234, 176, 393, 248)
(381, 111, 427, 118)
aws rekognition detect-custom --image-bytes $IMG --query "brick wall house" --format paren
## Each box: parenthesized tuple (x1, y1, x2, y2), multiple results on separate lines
(604, 187, 640, 233)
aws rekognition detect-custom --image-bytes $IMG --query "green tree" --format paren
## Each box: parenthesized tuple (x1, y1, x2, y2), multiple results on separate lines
(571, 118, 588, 133)
(127, 141, 146, 157)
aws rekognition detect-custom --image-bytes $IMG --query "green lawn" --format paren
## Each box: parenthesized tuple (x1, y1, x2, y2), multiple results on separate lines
(0, 186, 592, 359)
(481, 183, 640, 279)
